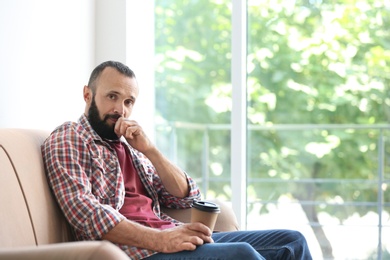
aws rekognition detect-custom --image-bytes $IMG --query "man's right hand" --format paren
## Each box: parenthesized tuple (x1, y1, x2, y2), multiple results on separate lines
(155, 223, 214, 253)
(102, 219, 213, 253)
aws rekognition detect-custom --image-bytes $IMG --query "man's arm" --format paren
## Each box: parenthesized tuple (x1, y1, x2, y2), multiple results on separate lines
(143, 147, 189, 197)
(102, 219, 213, 253)
(115, 118, 189, 198)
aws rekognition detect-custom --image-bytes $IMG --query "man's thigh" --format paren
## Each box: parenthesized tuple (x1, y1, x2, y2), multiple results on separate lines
(146, 242, 264, 260)
(212, 230, 311, 260)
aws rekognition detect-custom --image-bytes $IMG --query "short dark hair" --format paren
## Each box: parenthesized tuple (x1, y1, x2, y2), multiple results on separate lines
(87, 60, 136, 93)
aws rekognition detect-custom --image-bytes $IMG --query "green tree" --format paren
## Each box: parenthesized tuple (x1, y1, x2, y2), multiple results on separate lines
(155, 0, 390, 258)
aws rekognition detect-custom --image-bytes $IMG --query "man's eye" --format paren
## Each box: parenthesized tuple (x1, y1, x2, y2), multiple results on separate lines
(108, 94, 116, 100)
(125, 100, 134, 106)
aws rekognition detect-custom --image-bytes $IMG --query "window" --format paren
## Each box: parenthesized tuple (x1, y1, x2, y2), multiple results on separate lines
(154, 0, 390, 259)
(154, 0, 233, 201)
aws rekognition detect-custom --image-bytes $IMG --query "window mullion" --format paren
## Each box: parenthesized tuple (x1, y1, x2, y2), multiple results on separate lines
(231, 0, 247, 229)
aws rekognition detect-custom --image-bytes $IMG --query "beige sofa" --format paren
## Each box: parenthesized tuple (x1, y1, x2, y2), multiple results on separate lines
(0, 128, 239, 259)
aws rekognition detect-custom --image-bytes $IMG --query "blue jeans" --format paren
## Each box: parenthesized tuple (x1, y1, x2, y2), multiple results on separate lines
(146, 229, 312, 259)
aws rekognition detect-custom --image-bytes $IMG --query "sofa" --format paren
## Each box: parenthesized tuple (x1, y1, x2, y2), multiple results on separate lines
(0, 128, 239, 259)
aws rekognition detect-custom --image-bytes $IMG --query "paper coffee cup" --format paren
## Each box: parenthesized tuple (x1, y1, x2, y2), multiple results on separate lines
(191, 200, 220, 232)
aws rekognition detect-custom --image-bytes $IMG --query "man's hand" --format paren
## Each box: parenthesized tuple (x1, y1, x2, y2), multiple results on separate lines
(114, 117, 189, 197)
(102, 220, 213, 254)
(114, 117, 153, 154)
(155, 223, 214, 253)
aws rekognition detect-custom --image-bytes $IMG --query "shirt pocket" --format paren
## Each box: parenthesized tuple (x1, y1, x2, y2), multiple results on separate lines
(90, 156, 118, 203)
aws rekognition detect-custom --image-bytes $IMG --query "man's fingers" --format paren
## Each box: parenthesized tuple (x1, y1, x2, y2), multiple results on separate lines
(125, 125, 140, 139)
(180, 242, 197, 251)
(183, 223, 213, 244)
(187, 222, 212, 236)
(188, 235, 204, 246)
(115, 117, 139, 138)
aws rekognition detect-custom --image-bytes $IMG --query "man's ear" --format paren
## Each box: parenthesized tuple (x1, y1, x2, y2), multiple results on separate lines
(83, 85, 92, 103)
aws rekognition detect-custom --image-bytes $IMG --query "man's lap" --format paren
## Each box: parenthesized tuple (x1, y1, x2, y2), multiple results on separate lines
(146, 229, 311, 260)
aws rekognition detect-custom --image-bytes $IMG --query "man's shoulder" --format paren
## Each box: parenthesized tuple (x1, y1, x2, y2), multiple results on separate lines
(53, 121, 78, 131)
(42, 121, 82, 156)
(51, 121, 82, 136)
(49, 115, 89, 134)
(47, 120, 92, 144)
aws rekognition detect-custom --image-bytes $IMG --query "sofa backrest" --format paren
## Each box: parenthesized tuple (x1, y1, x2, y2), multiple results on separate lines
(0, 129, 73, 248)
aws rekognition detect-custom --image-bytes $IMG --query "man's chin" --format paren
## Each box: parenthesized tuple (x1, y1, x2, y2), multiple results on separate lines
(92, 123, 118, 140)
(101, 131, 119, 140)
(102, 124, 119, 139)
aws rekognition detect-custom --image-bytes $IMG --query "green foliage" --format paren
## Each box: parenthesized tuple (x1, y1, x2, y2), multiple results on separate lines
(155, 0, 390, 224)
(155, 0, 231, 124)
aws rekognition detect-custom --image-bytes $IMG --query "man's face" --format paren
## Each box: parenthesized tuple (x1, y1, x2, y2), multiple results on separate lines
(84, 67, 139, 140)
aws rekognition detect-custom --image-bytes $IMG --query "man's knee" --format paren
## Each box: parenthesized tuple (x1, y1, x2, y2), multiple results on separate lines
(289, 230, 308, 244)
(228, 242, 264, 260)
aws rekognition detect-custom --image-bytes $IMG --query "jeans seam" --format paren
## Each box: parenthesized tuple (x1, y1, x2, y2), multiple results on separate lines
(257, 245, 296, 260)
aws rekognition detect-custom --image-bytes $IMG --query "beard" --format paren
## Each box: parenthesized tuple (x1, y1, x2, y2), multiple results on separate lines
(87, 97, 120, 140)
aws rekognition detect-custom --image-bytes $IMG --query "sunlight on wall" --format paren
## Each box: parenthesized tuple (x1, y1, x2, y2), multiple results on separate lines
(0, 0, 95, 130)
(0, 1, 155, 136)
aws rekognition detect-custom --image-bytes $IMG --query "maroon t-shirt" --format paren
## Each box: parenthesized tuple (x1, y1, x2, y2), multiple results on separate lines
(110, 141, 175, 229)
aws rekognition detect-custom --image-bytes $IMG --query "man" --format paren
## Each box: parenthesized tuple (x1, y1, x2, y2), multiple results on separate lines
(42, 60, 312, 259)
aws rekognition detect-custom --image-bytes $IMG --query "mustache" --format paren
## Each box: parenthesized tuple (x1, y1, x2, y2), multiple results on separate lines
(104, 114, 122, 121)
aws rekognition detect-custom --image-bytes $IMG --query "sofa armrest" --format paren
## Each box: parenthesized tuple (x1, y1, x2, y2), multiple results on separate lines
(162, 199, 240, 232)
(0, 241, 128, 260)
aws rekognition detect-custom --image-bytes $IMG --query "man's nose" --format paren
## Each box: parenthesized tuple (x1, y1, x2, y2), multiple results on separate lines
(114, 103, 125, 116)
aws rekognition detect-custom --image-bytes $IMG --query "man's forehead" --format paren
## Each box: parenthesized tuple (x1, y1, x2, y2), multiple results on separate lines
(96, 74, 138, 98)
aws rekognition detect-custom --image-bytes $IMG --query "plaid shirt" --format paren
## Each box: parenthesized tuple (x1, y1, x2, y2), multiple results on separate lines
(42, 114, 201, 259)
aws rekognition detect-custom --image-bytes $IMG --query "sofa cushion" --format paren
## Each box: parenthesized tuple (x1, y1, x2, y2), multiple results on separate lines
(0, 146, 36, 247)
(0, 129, 73, 247)
(0, 241, 129, 260)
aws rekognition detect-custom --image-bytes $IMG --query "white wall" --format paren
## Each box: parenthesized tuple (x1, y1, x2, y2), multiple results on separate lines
(0, 0, 95, 130)
(0, 0, 155, 135)
(125, 2, 155, 140)
(94, 0, 155, 139)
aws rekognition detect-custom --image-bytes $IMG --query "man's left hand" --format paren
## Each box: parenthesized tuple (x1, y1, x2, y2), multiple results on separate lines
(114, 117, 153, 153)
